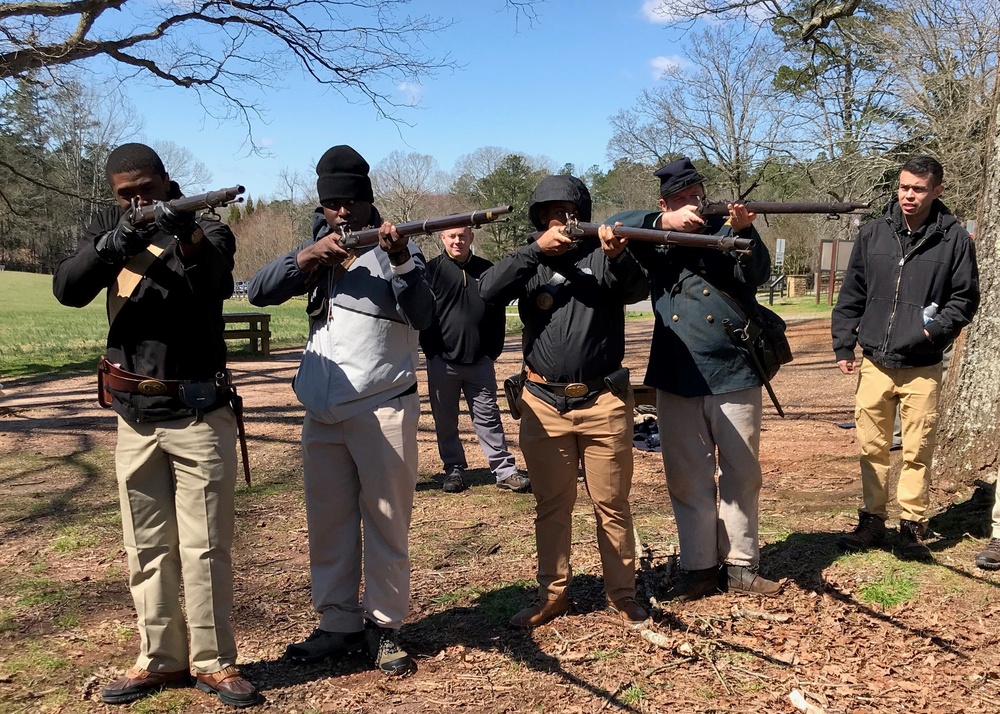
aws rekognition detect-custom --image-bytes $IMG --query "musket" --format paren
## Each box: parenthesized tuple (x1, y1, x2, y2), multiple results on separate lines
(698, 198, 870, 219)
(336, 205, 513, 250)
(553, 219, 754, 254)
(132, 185, 246, 223)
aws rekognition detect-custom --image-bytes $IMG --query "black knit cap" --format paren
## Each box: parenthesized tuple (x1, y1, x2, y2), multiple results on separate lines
(654, 157, 705, 198)
(316, 145, 374, 203)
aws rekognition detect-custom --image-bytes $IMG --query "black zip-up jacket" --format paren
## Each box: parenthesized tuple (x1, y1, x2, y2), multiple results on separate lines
(478, 239, 649, 384)
(419, 253, 506, 364)
(832, 199, 979, 369)
(53, 203, 236, 422)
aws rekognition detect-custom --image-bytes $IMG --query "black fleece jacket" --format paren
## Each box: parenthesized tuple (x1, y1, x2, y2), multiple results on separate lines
(832, 199, 979, 369)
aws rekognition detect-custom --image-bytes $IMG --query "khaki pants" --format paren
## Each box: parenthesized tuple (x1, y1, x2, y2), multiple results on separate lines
(855, 359, 942, 523)
(656, 388, 763, 571)
(115, 407, 238, 673)
(301, 393, 420, 632)
(518, 388, 636, 602)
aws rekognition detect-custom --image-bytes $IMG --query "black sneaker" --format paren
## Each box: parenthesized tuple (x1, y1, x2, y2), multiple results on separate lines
(284, 628, 365, 664)
(836, 510, 886, 552)
(364, 619, 415, 676)
(975, 538, 1000, 571)
(898, 520, 932, 561)
(442, 466, 466, 493)
(497, 470, 531, 493)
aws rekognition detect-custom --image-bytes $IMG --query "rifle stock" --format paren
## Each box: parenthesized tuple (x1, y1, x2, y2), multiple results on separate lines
(557, 220, 754, 254)
(337, 205, 513, 250)
(132, 185, 246, 223)
(698, 199, 870, 218)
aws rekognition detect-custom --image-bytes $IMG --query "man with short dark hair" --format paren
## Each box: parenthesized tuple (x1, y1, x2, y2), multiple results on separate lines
(53, 143, 258, 707)
(420, 226, 529, 494)
(248, 145, 433, 676)
(609, 157, 780, 602)
(479, 174, 649, 629)
(833, 155, 979, 560)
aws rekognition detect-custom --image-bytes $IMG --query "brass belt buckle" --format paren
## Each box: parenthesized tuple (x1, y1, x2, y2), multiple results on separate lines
(138, 379, 168, 396)
(564, 382, 588, 398)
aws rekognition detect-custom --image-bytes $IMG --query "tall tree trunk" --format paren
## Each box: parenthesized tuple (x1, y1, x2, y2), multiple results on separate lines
(935, 84, 1000, 492)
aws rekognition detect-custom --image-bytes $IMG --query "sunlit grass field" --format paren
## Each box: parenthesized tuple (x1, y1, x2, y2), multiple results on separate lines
(1, 270, 832, 380)
(0, 271, 310, 379)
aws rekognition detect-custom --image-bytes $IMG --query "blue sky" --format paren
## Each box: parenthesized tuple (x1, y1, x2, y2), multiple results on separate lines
(126, 1, 688, 199)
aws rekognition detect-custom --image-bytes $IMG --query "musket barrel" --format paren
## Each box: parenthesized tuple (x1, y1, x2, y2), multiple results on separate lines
(132, 185, 246, 223)
(699, 200, 870, 217)
(338, 205, 513, 250)
(569, 222, 754, 254)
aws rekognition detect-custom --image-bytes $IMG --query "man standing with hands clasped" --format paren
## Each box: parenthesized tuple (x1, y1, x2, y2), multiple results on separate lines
(420, 226, 530, 494)
(833, 155, 979, 560)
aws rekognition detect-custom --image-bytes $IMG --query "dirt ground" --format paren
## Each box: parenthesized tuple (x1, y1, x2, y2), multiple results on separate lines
(1, 316, 999, 713)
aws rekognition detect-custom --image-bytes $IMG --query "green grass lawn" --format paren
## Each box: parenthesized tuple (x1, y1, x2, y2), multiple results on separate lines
(0, 271, 311, 380)
(1, 270, 832, 380)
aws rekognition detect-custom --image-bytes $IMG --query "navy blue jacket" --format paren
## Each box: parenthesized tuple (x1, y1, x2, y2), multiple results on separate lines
(612, 209, 771, 397)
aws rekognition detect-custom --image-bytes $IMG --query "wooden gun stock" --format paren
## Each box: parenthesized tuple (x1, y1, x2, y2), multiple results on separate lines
(337, 205, 513, 250)
(132, 185, 246, 223)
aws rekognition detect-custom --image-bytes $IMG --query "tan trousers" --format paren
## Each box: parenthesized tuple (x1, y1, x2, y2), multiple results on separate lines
(301, 393, 420, 632)
(115, 407, 238, 673)
(518, 388, 637, 602)
(855, 359, 942, 523)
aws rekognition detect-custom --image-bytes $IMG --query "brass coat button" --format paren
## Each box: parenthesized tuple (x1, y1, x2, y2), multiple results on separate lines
(672, 314, 679, 322)
(703, 289, 711, 296)
(706, 315, 714, 323)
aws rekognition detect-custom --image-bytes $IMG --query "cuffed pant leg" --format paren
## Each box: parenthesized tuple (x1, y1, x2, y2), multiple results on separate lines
(427, 356, 467, 470)
(115, 417, 189, 673)
(855, 359, 897, 520)
(578, 391, 636, 602)
(347, 394, 420, 630)
(656, 391, 720, 571)
(897, 363, 941, 524)
(301, 413, 364, 633)
(163, 408, 239, 673)
(519, 388, 579, 600)
(711, 389, 763, 567)
(463, 357, 517, 482)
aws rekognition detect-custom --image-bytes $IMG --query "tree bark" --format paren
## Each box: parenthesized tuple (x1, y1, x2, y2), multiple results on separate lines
(935, 84, 1000, 491)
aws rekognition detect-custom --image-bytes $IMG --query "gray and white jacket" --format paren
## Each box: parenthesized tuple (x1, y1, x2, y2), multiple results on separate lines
(248, 208, 434, 423)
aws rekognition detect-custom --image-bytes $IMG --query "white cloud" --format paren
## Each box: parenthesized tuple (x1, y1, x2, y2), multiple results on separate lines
(650, 55, 684, 79)
(641, 0, 683, 25)
(397, 82, 423, 107)
(258, 137, 276, 148)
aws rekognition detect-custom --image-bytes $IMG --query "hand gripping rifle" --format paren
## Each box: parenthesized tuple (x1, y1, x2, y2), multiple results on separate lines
(697, 197, 870, 220)
(131, 185, 246, 223)
(336, 205, 513, 250)
(555, 219, 754, 254)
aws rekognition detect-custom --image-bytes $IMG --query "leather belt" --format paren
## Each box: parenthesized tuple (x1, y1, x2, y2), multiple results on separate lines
(525, 367, 605, 398)
(99, 357, 183, 397)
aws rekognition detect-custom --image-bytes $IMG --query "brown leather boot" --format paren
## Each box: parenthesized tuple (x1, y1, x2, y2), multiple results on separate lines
(606, 596, 649, 629)
(195, 666, 259, 708)
(101, 667, 190, 704)
(724, 565, 783, 597)
(666, 567, 721, 602)
(509, 596, 571, 628)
